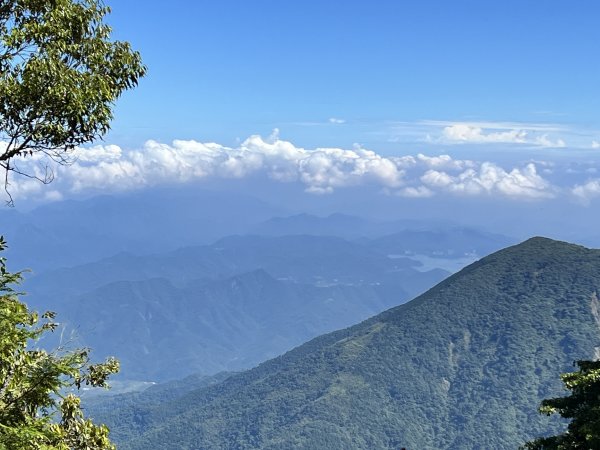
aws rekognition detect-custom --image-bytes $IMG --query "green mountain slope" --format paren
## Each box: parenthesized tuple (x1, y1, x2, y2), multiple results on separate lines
(27, 234, 425, 300)
(93, 238, 600, 449)
(28, 235, 448, 382)
(53, 269, 413, 381)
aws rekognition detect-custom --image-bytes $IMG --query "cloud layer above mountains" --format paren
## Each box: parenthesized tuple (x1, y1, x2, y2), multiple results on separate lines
(6, 132, 600, 204)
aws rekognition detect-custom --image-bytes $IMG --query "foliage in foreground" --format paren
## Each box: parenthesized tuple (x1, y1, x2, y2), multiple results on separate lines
(523, 359, 600, 449)
(0, 236, 119, 449)
(0, 0, 146, 202)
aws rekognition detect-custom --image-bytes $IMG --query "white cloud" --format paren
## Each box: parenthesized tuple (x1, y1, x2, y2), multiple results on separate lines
(534, 135, 566, 148)
(421, 120, 565, 132)
(382, 119, 600, 149)
(328, 117, 346, 124)
(420, 162, 553, 199)
(390, 154, 473, 171)
(592, 140, 600, 149)
(74, 144, 122, 162)
(295, 147, 404, 191)
(5, 133, 562, 202)
(572, 179, 600, 204)
(429, 122, 568, 148)
(415, 153, 474, 170)
(16, 134, 405, 197)
(442, 124, 528, 144)
(421, 170, 454, 188)
(392, 155, 417, 169)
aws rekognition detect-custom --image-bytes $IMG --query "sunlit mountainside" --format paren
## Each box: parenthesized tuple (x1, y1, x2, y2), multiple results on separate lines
(89, 238, 600, 449)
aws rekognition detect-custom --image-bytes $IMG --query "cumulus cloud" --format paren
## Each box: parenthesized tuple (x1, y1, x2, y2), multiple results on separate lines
(572, 179, 600, 204)
(420, 162, 553, 199)
(75, 144, 123, 162)
(16, 134, 405, 197)
(415, 153, 474, 170)
(390, 153, 474, 172)
(5, 133, 562, 203)
(328, 117, 346, 124)
(592, 140, 600, 149)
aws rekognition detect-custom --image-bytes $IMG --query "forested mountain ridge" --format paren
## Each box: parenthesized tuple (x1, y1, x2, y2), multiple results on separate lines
(91, 237, 600, 449)
(57, 269, 410, 380)
(27, 234, 449, 382)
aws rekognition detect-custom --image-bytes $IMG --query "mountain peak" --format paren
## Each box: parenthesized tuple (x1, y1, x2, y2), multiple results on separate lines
(482, 236, 593, 266)
(105, 238, 600, 450)
(510, 235, 596, 250)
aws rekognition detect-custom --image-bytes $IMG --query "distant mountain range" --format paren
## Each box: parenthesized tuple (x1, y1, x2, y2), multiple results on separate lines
(0, 188, 283, 271)
(24, 225, 512, 302)
(250, 213, 456, 239)
(26, 234, 449, 382)
(3, 191, 523, 385)
(87, 238, 600, 449)
(52, 269, 414, 381)
(0, 188, 516, 272)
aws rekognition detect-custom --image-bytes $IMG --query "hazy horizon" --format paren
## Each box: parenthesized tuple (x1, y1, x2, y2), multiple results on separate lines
(3, 1, 599, 252)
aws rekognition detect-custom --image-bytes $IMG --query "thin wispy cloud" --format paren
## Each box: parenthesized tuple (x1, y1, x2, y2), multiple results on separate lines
(419, 120, 566, 132)
(288, 118, 348, 127)
(435, 122, 565, 148)
(441, 124, 528, 145)
(384, 119, 584, 149)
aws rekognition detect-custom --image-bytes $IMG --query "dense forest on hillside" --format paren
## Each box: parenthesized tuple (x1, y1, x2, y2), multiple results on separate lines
(85, 238, 600, 449)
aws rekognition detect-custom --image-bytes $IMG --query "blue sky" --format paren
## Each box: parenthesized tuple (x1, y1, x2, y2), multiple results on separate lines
(105, 0, 600, 152)
(8, 1, 600, 214)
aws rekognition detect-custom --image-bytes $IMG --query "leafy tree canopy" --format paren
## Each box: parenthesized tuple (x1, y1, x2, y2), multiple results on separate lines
(0, 236, 120, 449)
(523, 359, 600, 449)
(0, 0, 146, 201)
